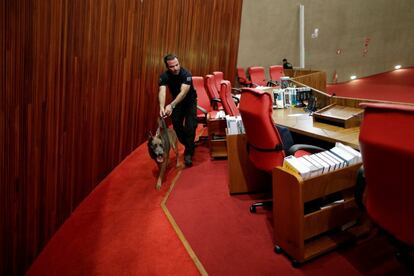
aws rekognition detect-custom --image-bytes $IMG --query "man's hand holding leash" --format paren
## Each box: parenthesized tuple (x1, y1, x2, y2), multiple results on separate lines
(160, 104, 174, 117)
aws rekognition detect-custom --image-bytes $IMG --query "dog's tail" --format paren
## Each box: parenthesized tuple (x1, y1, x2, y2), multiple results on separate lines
(158, 116, 171, 149)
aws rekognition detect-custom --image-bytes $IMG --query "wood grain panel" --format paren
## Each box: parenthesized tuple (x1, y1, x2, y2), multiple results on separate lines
(1, 2, 6, 275)
(1, 0, 243, 275)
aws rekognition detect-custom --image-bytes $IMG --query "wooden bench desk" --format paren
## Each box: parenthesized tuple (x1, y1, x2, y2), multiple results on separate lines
(272, 107, 360, 149)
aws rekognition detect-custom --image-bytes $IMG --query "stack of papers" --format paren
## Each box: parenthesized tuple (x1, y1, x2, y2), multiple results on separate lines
(282, 142, 362, 179)
(226, 115, 245, 135)
(215, 110, 226, 119)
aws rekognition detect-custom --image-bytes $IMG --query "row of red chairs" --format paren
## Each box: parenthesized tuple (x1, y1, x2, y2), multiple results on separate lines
(237, 65, 285, 87)
(194, 72, 241, 120)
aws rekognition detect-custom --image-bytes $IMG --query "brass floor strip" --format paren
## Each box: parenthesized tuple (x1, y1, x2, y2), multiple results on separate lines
(161, 168, 209, 276)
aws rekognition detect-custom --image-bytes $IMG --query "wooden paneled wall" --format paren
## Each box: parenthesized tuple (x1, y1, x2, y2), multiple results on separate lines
(1, 0, 243, 275)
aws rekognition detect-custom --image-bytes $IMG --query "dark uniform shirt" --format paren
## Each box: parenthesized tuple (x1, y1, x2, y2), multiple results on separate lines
(159, 67, 197, 106)
(283, 62, 293, 69)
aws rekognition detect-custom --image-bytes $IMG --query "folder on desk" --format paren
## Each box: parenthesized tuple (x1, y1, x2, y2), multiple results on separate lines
(273, 89, 285, 109)
(283, 156, 311, 179)
(330, 147, 354, 165)
(335, 142, 362, 163)
(297, 156, 323, 177)
(314, 152, 335, 172)
(319, 151, 341, 170)
(325, 151, 346, 168)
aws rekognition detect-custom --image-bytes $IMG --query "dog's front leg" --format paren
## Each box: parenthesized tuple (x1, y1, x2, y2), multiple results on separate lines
(156, 162, 168, 190)
(170, 140, 180, 168)
(173, 146, 180, 168)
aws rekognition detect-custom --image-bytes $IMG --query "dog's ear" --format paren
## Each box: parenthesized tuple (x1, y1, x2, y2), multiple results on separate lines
(147, 131, 158, 160)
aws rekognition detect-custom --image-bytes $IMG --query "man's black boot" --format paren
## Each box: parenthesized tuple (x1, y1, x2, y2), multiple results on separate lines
(184, 154, 193, 167)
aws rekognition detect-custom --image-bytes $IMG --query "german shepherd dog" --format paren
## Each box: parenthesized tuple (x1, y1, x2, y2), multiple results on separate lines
(147, 117, 180, 190)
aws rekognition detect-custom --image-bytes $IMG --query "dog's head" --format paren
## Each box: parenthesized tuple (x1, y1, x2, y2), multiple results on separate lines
(147, 132, 166, 163)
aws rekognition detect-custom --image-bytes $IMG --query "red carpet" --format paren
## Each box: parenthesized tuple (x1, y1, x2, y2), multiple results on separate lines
(27, 143, 200, 276)
(27, 129, 412, 275)
(166, 144, 412, 275)
(327, 67, 414, 103)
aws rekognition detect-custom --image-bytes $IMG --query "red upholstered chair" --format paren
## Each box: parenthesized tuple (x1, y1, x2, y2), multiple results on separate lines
(248, 66, 267, 87)
(239, 88, 323, 212)
(205, 74, 223, 110)
(192, 76, 214, 123)
(219, 80, 240, 116)
(357, 102, 414, 260)
(212, 71, 224, 92)
(269, 65, 284, 85)
(192, 76, 215, 141)
(237, 67, 252, 87)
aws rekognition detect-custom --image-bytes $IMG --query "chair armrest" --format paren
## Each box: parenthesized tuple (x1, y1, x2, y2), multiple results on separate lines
(210, 98, 222, 110)
(210, 98, 221, 104)
(231, 88, 242, 94)
(197, 105, 208, 115)
(232, 95, 240, 105)
(267, 80, 279, 86)
(287, 144, 325, 156)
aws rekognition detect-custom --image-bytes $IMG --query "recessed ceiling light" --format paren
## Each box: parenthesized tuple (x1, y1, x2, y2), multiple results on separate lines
(350, 75, 357, 80)
(394, 65, 402, 70)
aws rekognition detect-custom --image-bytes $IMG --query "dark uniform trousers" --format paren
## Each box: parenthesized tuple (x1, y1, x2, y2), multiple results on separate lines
(171, 100, 198, 156)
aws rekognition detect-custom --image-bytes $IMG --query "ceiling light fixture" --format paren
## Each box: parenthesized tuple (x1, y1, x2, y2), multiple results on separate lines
(394, 65, 402, 70)
(350, 75, 357, 80)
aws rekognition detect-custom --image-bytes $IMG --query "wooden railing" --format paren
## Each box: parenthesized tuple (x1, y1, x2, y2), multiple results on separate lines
(289, 70, 330, 108)
(291, 70, 327, 93)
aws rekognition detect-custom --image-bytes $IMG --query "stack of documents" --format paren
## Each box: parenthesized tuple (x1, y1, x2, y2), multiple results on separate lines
(226, 115, 245, 135)
(282, 142, 362, 179)
(214, 110, 226, 119)
(330, 142, 362, 165)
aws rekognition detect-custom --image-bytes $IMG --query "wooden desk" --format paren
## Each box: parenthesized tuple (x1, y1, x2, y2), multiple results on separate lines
(273, 163, 368, 266)
(270, 107, 367, 266)
(226, 133, 270, 194)
(272, 107, 360, 149)
(227, 107, 361, 194)
(207, 118, 227, 159)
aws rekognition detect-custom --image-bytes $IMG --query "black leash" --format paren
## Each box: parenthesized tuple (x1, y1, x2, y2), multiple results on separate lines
(158, 116, 171, 150)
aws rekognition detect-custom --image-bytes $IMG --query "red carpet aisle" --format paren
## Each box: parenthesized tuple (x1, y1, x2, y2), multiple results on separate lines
(327, 67, 414, 103)
(27, 143, 200, 276)
(166, 144, 412, 275)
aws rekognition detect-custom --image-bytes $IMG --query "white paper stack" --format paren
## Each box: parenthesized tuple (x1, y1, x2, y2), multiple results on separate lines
(335, 142, 362, 163)
(273, 89, 285, 109)
(330, 142, 362, 165)
(215, 110, 226, 119)
(297, 156, 323, 177)
(226, 115, 244, 135)
(282, 143, 362, 178)
(283, 156, 311, 179)
(327, 151, 346, 169)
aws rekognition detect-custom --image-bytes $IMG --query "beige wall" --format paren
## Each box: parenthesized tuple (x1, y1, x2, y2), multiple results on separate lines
(238, 0, 414, 83)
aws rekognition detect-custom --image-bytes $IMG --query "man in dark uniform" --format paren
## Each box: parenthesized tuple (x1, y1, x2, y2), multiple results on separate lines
(158, 54, 197, 167)
(282, 58, 293, 69)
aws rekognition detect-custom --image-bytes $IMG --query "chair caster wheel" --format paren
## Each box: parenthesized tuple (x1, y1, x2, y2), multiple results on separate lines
(292, 260, 301, 268)
(249, 206, 256, 213)
(274, 245, 282, 254)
